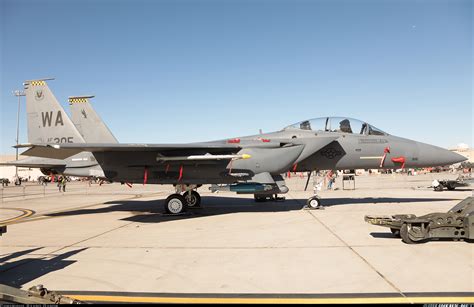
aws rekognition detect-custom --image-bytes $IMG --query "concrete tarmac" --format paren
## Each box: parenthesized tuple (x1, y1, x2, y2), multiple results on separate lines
(0, 172, 473, 303)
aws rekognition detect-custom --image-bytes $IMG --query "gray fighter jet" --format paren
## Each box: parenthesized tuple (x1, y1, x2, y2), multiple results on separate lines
(2, 80, 117, 179)
(18, 79, 467, 214)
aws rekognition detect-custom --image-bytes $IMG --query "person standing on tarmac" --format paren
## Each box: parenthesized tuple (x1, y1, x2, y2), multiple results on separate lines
(327, 170, 336, 190)
(57, 176, 63, 192)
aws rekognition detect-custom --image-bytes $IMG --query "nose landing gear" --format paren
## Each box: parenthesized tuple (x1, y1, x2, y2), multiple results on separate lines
(305, 178, 324, 210)
(306, 195, 324, 209)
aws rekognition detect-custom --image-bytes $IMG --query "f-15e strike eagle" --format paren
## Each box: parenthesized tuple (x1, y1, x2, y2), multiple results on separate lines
(11, 79, 467, 214)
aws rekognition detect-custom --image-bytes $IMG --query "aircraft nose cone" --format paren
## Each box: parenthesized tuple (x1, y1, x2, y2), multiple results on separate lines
(417, 143, 467, 167)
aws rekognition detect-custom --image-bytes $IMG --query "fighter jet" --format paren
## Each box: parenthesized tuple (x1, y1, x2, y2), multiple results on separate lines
(18, 79, 467, 214)
(2, 80, 117, 179)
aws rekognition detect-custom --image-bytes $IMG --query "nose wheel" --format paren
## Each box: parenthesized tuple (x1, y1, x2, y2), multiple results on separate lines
(183, 190, 201, 207)
(306, 195, 324, 210)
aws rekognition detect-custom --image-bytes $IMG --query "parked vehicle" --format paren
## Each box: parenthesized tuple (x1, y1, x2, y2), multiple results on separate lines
(365, 197, 474, 244)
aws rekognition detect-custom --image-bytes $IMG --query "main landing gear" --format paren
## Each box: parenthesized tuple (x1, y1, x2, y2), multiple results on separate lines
(164, 185, 202, 214)
(183, 190, 201, 208)
(165, 194, 187, 214)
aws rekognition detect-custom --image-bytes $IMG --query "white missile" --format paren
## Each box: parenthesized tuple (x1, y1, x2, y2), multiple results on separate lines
(156, 153, 251, 162)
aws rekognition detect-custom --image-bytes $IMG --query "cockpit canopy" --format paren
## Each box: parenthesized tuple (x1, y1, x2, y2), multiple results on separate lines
(284, 117, 387, 136)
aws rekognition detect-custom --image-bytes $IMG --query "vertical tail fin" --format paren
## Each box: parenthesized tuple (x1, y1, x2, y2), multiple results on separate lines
(69, 96, 119, 143)
(24, 79, 85, 144)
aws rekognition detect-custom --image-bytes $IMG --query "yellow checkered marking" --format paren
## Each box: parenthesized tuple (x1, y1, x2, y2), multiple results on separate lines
(69, 98, 89, 104)
(30, 80, 46, 86)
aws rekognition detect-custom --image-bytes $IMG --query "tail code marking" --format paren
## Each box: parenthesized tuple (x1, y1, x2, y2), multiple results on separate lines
(41, 111, 64, 127)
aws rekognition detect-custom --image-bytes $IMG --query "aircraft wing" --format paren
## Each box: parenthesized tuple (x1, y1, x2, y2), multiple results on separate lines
(17, 137, 338, 166)
(17, 143, 246, 160)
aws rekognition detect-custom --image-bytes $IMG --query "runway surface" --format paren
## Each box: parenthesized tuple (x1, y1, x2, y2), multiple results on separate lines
(0, 172, 473, 303)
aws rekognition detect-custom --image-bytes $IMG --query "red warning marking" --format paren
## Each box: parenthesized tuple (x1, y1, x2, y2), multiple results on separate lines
(143, 167, 148, 185)
(227, 138, 240, 144)
(379, 147, 391, 167)
(391, 156, 406, 169)
(178, 166, 183, 181)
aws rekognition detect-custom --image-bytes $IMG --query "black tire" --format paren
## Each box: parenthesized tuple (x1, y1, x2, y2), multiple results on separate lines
(390, 228, 401, 238)
(183, 191, 201, 207)
(254, 194, 267, 202)
(400, 223, 417, 244)
(447, 183, 455, 191)
(165, 194, 187, 214)
(306, 196, 321, 209)
(434, 184, 444, 191)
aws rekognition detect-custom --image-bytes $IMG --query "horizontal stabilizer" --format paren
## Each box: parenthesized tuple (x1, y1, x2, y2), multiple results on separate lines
(0, 156, 66, 168)
(18, 144, 83, 160)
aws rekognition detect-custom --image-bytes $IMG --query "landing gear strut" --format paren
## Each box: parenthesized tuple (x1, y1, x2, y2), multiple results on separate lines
(306, 176, 324, 210)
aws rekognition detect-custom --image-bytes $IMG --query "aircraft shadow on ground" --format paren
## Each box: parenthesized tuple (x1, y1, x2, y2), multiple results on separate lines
(0, 247, 44, 263)
(369, 232, 399, 239)
(44, 196, 458, 224)
(370, 232, 474, 243)
(444, 188, 474, 192)
(0, 247, 87, 287)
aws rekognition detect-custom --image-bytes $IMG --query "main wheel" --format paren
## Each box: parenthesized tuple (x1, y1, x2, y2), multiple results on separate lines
(306, 196, 322, 209)
(254, 194, 267, 202)
(165, 194, 187, 214)
(447, 183, 456, 191)
(434, 184, 444, 191)
(183, 191, 201, 207)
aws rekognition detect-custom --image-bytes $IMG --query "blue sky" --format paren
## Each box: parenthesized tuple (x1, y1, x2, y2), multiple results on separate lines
(1, 0, 472, 154)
